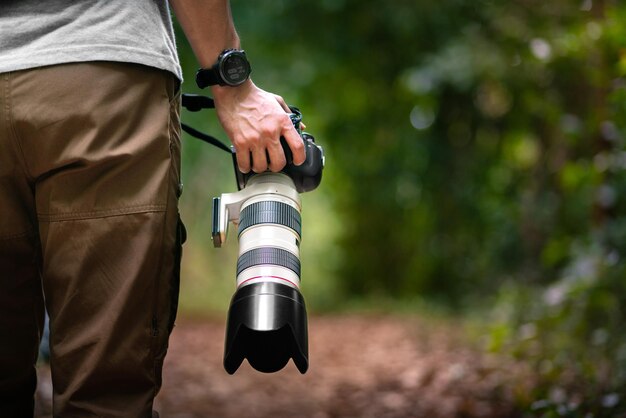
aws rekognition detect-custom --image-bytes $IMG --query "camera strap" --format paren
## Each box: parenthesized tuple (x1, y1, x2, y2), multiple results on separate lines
(180, 94, 232, 154)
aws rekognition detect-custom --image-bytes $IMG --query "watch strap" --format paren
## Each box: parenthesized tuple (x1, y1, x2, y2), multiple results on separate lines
(196, 49, 250, 89)
(196, 65, 221, 89)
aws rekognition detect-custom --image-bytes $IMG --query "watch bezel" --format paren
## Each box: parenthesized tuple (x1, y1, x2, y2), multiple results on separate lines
(217, 49, 251, 87)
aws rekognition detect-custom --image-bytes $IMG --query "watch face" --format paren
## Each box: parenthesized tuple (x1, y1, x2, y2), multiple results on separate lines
(221, 52, 250, 86)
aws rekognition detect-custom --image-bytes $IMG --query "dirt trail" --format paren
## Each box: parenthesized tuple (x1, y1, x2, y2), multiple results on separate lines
(36, 315, 530, 418)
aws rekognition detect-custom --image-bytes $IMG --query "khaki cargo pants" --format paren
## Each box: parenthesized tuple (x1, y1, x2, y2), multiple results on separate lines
(0, 62, 183, 417)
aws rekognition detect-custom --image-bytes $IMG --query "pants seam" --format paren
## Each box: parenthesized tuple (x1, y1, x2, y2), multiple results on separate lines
(37, 204, 167, 222)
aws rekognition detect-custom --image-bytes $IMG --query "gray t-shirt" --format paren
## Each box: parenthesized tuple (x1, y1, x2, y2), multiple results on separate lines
(0, 0, 182, 80)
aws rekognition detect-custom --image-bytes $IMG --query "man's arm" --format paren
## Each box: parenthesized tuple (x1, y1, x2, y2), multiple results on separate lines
(169, 0, 305, 173)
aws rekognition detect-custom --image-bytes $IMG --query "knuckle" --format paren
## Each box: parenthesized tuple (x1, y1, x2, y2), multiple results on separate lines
(260, 122, 277, 138)
(281, 114, 294, 126)
(232, 136, 247, 149)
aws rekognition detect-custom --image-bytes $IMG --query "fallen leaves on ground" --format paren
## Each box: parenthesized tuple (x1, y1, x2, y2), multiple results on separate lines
(36, 314, 533, 418)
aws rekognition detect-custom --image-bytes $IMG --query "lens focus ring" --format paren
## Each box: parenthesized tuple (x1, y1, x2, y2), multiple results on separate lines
(237, 247, 301, 277)
(238, 201, 301, 237)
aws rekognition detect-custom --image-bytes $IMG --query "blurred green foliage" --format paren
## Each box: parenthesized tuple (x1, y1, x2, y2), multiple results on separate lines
(174, 0, 626, 413)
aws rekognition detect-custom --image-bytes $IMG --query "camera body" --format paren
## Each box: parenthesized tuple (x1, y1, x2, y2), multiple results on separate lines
(211, 109, 324, 374)
(232, 108, 324, 193)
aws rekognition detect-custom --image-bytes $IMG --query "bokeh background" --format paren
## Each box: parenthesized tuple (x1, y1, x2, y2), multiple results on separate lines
(174, 0, 626, 415)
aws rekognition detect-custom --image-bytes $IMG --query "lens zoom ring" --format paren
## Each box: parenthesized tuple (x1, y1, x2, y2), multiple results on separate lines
(238, 201, 301, 236)
(237, 247, 301, 277)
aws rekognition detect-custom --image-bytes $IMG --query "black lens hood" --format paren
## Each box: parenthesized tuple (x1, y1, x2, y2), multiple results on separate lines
(223, 282, 309, 374)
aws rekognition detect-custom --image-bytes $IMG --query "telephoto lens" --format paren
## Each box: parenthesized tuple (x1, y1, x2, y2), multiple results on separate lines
(212, 123, 323, 374)
(178, 95, 323, 373)
(213, 173, 307, 374)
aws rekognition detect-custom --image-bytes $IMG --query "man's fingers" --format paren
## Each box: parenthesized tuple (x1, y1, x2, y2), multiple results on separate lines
(283, 123, 306, 166)
(236, 147, 251, 173)
(226, 90, 305, 173)
(267, 140, 287, 172)
(215, 82, 308, 173)
(251, 145, 268, 173)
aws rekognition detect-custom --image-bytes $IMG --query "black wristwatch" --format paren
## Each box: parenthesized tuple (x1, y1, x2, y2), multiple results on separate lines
(195, 49, 252, 88)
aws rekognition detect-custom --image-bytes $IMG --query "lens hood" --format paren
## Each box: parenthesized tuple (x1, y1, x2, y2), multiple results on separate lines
(223, 281, 309, 374)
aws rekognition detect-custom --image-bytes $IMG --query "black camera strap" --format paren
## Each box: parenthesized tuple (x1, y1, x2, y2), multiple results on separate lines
(180, 94, 232, 154)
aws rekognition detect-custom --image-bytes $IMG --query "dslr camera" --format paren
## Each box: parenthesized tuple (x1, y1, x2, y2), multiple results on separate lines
(210, 106, 324, 374)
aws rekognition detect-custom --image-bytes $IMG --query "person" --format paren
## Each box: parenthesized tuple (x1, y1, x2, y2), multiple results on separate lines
(0, 0, 305, 416)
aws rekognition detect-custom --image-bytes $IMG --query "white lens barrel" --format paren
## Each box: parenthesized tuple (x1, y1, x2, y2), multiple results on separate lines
(235, 176, 302, 290)
(219, 173, 310, 375)
(238, 225, 299, 255)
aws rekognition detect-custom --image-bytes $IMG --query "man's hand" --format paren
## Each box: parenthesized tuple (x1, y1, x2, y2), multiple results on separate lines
(170, 0, 304, 172)
(212, 80, 306, 173)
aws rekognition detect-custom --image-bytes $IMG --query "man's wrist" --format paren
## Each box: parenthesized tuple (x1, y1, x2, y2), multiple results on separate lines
(210, 79, 253, 101)
(196, 49, 251, 88)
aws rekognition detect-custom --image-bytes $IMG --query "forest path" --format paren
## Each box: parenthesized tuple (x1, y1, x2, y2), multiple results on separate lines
(36, 315, 531, 418)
